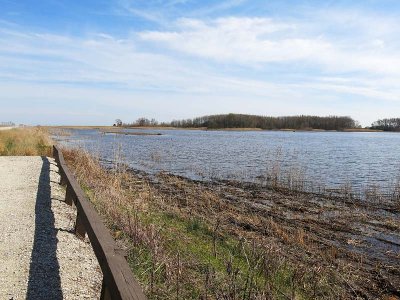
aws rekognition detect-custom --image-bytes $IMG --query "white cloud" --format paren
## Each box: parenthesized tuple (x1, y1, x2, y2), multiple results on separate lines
(139, 16, 400, 77)
(1, 11, 400, 126)
(140, 17, 321, 64)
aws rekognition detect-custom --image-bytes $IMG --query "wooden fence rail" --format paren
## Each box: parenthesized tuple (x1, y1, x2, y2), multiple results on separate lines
(53, 145, 147, 300)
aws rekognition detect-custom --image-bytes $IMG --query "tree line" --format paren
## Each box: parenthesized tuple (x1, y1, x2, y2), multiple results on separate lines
(114, 118, 159, 127)
(169, 114, 358, 130)
(117, 114, 358, 130)
(370, 118, 400, 131)
(116, 115, 400, 132)
(0, 121, 15, 127)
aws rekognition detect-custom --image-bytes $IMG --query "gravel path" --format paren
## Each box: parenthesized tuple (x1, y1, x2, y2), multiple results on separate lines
(0, 156, 102, 299)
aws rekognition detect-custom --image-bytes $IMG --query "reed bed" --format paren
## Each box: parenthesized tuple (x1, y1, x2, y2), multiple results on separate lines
(60, 146, 399, 299)
(0, 127, 52, 156)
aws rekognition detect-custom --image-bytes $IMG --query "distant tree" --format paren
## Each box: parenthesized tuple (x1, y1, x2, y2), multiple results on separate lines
(370, 118, 400, 131)
(0, 121, 15, 127)
(167, 114, 357, 130)
(136, 117, 151, 126)
(115, 119, 123, 127)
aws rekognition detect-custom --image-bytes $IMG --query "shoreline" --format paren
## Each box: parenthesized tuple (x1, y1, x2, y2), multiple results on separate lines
(63, 147, 400, 299)
(99, 129, 163, 136)
(47, 125, 383, 133)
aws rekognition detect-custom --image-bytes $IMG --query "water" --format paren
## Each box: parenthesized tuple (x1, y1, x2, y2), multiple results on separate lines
(54, 129, 400, 191)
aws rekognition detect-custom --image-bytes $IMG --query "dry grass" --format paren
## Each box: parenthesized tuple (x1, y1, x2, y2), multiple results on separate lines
(62, 147, 361, 299)
(0, 127, 52, 156)
(60, 144, 400, 299)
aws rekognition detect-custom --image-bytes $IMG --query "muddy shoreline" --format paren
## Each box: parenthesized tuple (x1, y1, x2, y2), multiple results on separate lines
(62, 143, 400, 298)
(126, 167, 400, 298)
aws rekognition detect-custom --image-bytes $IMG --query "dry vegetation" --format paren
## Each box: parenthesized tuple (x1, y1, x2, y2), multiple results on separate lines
(0, 127, 52, 156)
(62, 147, 400, 300)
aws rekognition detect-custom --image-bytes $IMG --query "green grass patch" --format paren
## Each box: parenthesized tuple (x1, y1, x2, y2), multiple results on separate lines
(69, 156, 326, 299)
(129, 209, 308, 299)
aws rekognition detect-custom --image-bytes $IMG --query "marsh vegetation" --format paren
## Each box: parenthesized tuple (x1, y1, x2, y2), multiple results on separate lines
(0, 127, 52, 156)
(62, 146, 400, 299)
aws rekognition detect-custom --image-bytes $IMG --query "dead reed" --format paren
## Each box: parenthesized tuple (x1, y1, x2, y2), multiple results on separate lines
(0, 127, 52, 156)
(62, 147, 359, 299)
(260, 153, 400, 206)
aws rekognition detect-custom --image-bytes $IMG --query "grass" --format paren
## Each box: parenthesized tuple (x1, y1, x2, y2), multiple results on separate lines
(0, 127, 52, 156)
(62, 147, 344, 299)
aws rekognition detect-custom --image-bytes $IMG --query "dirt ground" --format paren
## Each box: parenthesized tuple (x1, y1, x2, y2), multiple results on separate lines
(0, 156, 101, 299)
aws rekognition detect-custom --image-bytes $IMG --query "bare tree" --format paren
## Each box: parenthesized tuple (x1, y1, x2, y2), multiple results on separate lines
(169, 114, 357, 130)
(371, 118, 400, 131)
(135, 117, 151, 126)
(115, 119, 123, 127)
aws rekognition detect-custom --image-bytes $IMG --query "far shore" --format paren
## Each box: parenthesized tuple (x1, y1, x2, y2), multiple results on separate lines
(48, 125, 384, 133)
(100, 129, 162, 136)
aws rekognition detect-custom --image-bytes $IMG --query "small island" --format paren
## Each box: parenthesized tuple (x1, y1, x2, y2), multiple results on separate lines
(114, 113, 388, 132)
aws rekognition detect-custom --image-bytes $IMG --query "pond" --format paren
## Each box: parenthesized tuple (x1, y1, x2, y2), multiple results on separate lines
(54, 129, 400, 192)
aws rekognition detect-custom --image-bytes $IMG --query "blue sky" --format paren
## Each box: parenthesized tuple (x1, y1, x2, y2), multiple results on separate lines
(1, 0, 400, 126)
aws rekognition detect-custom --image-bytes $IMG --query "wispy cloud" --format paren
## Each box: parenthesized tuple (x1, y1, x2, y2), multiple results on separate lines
(139, 15, 400, 77)
(1, 3, 400, 125)
(115, 0, 249, 25)
(117, 4, 166, 25)
(186, 0, 248, 16)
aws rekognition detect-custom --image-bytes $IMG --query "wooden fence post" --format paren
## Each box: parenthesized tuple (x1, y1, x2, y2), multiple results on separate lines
(75, 212, 86, 239)
(100, 279, 112, 300)
(60, 169, 67, 186)
(65, 184, 74, 206)
(53, 145, 147, 300)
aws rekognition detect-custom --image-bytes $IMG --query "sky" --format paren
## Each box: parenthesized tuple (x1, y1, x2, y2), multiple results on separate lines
(1, 0, 400, 126)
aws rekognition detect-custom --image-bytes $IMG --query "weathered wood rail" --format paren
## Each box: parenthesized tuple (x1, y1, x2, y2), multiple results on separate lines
(53, 145, 147, 300)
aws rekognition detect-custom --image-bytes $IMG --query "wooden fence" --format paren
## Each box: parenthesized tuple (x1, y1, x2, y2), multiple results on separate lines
(53, 145, 147, 300)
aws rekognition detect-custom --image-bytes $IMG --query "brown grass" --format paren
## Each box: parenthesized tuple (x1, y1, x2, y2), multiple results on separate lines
(62, 147, 367, 299)
(62, 142, 400, 298)
(0, 127, 52, 156)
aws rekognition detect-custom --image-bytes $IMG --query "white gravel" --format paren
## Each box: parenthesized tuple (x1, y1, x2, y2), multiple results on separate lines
(0, 156, 102, 299)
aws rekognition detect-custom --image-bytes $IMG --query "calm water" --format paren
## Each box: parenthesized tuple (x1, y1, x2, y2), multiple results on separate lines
(55, 129, 400, 190)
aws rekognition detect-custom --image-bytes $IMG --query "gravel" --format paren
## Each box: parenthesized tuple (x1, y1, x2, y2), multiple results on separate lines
(0, 156, 102, 299)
